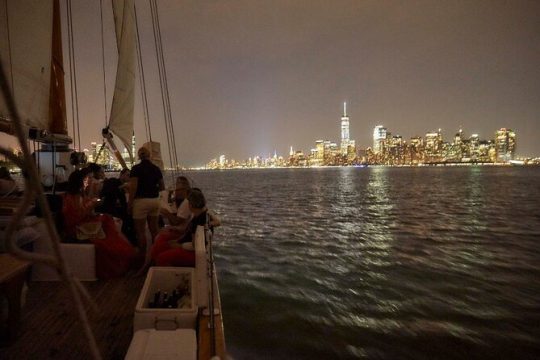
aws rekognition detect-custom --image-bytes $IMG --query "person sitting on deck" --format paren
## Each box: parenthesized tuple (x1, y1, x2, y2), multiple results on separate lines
(96, 168, 136, 244)
(151, 188, 220, 267)
(62, 169, 136, 279)
(85, 163, 105, 198)
(158, 176, 192, 237)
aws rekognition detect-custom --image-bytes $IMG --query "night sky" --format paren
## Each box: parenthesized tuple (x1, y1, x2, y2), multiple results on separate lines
(3, 0, 540, 167)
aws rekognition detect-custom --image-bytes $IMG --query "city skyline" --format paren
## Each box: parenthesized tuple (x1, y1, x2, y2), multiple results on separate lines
(1, 1, 539, 167)
(206, 116, 522, 169)
(0, 117, 527, 169)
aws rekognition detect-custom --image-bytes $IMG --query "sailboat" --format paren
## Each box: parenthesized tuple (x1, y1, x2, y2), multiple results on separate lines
(0, 1, 226, 358)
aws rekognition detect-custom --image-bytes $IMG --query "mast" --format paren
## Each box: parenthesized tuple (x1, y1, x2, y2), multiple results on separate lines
(48, 0, 67, 136)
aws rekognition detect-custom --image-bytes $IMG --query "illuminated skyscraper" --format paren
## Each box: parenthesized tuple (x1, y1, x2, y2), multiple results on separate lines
(495, 128, 516, 162)
(339, 102, 356, 157)
(373, 125, 387, 154)
(340, 102, 350, 155)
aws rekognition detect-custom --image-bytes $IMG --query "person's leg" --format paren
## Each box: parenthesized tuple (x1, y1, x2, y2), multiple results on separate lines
(134, 218, 147, 253)
(132, 199, 148, 253)
(146, 198, 162, 243)
(150, 229, 176, 262)
(147, 215, 160, 243)
(156, 248, 195, 267)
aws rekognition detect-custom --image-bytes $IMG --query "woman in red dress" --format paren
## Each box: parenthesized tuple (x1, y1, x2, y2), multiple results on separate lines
(62, 169, 136, 279)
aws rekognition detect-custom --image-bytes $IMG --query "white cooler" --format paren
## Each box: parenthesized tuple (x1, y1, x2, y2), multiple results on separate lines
(124, 329, 196, 360)
(134, 267, 198, 332)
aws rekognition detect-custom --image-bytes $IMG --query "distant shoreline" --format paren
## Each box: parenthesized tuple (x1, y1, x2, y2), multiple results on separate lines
(187, 162, 540, 171)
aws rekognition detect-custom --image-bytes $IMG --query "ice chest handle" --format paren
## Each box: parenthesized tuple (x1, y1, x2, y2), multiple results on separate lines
(125, 329, 197, 360)
(154, 316, 179, 330)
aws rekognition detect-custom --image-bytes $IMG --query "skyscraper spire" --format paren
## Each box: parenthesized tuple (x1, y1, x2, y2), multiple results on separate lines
(340, 101, 352, 156)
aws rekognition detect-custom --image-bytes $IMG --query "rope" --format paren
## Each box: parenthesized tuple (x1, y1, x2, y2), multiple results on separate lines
(4, 0, 15, 100)
(134, 4, 152, 143)
(149, 0, 172, 169)
(150, 0, 178, 180)
(0, 60, 102, 360)
(95, 140, 107, 164)
(152, 0, 180, 173)
(99, 0, 108, 127)
(66, 0, 81, 150)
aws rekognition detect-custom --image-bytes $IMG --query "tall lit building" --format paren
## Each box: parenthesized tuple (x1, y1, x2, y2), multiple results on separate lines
(495, 128, 516, 162)
(339, 102, 355, 157)
(373, 125, 387, 154)
(340, 102, 350, 155)
(424, 129, 443, 160)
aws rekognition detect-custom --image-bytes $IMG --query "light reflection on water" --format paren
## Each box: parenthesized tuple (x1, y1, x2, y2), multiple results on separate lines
(185, 167, 540, 359)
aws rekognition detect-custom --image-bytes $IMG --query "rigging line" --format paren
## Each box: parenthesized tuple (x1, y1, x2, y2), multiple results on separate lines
(66, 0, 76, 149)
(95, 140, 107, 164)
(70, 0, 81, 150)
(154, 0, 179, 174)
(99, 0, 108, 127)
(68, 0, 82, 149)
(134, 3, 152, 142)
(66, 0, 82, 151)
(4, 0, 15, 102)
(150, 0, 175, 176)
(153, 0, 179, 173)
(149, 0, 173, 174)
(148, 0, 170, 157)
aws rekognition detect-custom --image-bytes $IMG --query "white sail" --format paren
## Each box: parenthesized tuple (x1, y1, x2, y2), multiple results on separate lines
(0, 0, 53, 131)
(108, 0, 136, 162)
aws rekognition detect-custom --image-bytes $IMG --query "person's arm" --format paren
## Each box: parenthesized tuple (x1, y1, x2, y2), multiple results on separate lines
(82, 196, 99, 213)
(158, 178, 165, 192)
(208, 210, 221, 227)
(159, 207, 176, 222)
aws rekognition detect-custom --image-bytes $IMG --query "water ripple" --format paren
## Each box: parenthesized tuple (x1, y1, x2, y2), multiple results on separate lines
(184, 167, 540, 360)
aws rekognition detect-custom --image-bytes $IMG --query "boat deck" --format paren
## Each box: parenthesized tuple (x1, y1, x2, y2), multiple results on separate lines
(0, 267, 227, 359)
(0, 274, 145, 359)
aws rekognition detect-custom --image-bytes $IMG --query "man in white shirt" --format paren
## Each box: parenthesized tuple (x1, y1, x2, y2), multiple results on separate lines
(159, 176, 192, 234)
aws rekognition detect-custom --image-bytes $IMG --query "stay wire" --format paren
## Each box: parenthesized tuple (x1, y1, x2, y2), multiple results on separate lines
(99, 0, 108, 127)
(4, 0, 14, 104)
(134, 3, 152, 143)
(66, 0, 81, 150)
(151, 0, 178, 177)
(66, 0, 76, 149)
(149, 0, 173, 176)
(153, 0, 179, 173)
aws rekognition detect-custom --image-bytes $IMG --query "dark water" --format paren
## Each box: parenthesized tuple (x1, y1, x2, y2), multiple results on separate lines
(187, 167, 540, 359)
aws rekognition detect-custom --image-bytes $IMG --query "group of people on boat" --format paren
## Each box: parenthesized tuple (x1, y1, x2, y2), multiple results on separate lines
(48, 146, 218, 279)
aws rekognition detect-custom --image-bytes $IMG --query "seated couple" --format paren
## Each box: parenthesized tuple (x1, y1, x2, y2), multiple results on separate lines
(151, 183, 220, 267)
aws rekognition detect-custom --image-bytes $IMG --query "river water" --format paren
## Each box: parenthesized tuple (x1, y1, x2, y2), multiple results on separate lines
(185, 166, 540, 360)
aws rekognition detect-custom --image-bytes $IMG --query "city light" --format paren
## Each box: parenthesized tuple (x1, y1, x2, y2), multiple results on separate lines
(204, 106, 532, 169)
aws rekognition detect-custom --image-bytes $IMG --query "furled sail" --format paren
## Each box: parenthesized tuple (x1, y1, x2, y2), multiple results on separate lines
(0, 0, 53, 132)
(108, 0, 136, 162)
